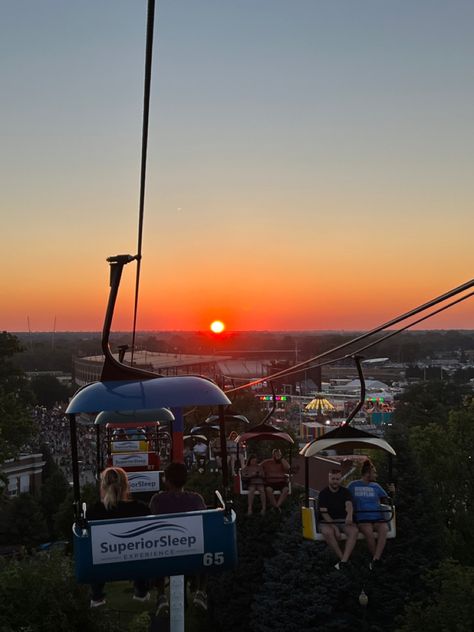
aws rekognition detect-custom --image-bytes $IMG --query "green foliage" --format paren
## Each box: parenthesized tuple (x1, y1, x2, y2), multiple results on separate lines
(29, 374, 71, 408)
(0, 553, 119, 632)
(0, 494, 48, 548)
(40, 462, 69, 540)
(0, 332, 35, 462)
(209, 500, 291, 632)
(397, 560, 474, 632)
(407, 401, 474, 562)
(393, 380, 469, 429)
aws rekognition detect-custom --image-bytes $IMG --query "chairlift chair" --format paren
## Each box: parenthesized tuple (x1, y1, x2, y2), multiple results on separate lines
(300, 356, 397, 542)
(67, 255, 238, 583)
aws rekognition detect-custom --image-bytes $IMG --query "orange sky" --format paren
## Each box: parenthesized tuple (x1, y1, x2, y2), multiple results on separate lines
(1, 2, 473, 332)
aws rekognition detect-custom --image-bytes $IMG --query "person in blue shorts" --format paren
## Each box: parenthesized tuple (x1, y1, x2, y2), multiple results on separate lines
(347, 460, 391, 569)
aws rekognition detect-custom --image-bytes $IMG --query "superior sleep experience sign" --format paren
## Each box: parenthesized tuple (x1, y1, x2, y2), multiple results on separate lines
(91, 515, 204, 564)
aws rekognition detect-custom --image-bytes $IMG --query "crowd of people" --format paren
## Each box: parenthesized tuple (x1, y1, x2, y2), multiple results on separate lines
(31, 406, 96, 485)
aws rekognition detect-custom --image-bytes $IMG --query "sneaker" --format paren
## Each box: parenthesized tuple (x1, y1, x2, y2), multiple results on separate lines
(155, 594, 169, 616)
(133, 592, 151, 602)
(334, 561, 348, 571)
(90, 598, 106, 608)
(193, 590, 208, 611)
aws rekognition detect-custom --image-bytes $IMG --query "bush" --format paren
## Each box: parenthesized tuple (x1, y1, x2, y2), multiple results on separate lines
(0, 552, 118, 632)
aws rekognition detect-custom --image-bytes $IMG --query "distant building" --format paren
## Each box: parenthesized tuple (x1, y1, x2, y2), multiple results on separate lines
(74, 350, 232, 386)
(1, 453, 46, 497)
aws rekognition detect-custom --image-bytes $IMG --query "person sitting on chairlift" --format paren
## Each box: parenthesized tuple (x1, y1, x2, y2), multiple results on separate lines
(261, 448, 290, 511)
(193, 439, 208, 465)
(149, 462, 208, 614)
(87, 467, 151, 608)
(241, 454, 266, 516)
(318, 468, 358, 570)
(347, 460, 392, 570)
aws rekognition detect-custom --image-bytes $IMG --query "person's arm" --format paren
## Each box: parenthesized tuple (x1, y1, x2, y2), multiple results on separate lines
(344, 500, 354, 525)
(376, 483, 391, 503)
(319, 506, 333, 522)
(281, 458, 290, 473)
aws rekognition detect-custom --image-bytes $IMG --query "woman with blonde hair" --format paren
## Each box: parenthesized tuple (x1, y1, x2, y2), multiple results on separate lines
(87, 467, 150, 607)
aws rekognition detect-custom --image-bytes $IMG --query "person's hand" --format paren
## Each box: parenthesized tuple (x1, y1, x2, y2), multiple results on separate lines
(345, 516, 354, 526)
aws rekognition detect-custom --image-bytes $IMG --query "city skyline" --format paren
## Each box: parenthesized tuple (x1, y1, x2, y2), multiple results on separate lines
(1, 1, 473, 332)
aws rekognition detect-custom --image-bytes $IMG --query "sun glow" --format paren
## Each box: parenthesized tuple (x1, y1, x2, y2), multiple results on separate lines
(210, 320, 225, 334)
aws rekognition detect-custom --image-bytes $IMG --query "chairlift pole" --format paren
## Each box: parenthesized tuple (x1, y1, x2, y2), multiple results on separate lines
(68, 413, 81, 517)
(95, 424, 101, 485)
(218, 405, 229, 489)
(304, 456, 310, 507)
(169, 575, 185, 632)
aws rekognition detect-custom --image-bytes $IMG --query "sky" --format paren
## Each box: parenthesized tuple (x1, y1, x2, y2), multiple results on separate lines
(1, 0, 473, 332)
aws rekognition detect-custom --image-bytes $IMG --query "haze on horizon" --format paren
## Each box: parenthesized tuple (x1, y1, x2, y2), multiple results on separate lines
(1, 1, 473, 333)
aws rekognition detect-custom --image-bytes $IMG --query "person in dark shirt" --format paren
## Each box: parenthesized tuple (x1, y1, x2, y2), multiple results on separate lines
(87, 467, 150, 607)
(150, 462, 207, 614)
(318, 469, 358, 570)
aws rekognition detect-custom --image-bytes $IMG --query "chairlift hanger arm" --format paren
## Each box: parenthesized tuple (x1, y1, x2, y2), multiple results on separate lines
(100, 254, 160, 381)
(343, 356, 365, 427)
(261, 381, 277, 424)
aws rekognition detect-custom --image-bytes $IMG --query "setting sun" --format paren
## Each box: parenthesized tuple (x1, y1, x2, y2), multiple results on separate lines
(210, 320, 225, 334)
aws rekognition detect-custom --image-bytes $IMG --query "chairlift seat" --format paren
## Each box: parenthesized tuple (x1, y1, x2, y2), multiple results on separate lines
(235, 471, 291, 496)
(74, 506, 237, 583)
(302, 502, 396, 542)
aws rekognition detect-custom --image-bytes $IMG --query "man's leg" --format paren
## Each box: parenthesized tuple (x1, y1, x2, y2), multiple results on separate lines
(247, 486, 255, 515)
(266, 486, 278, 508)
(320, 524, 343, 559)
(341, 524, 358, 562)
(373, 522, 389, 560)
(358, 523, 377, 556)
(275, 486, 289, 508)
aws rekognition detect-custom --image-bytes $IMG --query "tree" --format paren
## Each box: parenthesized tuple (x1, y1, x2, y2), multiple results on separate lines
(30, 374, 71, 408)
(408, 401, 474, 563)
(0, 332, 35, 463)
(397, 560, 474, 632)
(39, 455, 70, 539)
(0, 552, 119, 632)
(0, 493, 48, 548)
(393, 380, 469, 429)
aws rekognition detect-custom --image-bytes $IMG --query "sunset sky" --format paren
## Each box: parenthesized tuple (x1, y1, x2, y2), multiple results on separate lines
(1, 1, 473, 332)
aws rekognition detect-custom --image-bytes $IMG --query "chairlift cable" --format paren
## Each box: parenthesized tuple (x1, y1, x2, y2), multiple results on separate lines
(225, 281, 473, 394)
(131, 0, 156, 365)
(276, 289, 474, 384)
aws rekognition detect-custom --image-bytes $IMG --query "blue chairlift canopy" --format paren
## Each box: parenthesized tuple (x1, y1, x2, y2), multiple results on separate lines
(66, 376, 231, 415)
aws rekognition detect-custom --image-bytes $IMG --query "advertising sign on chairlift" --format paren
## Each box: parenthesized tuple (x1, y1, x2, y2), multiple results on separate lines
(90, 515, 205, 565)
(127, 470, 161, 493)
